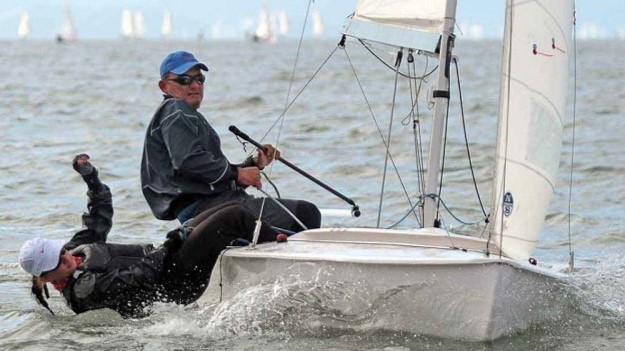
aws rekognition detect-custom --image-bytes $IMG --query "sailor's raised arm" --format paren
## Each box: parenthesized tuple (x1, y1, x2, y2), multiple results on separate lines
(66, 154, 113, 248)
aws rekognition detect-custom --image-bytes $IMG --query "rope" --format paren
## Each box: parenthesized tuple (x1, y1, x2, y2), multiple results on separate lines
(404, 53, 428, 205)
(386, 193, 487, 229)
(358, 39, 438, 79)
(453, 58, 488, 217)
(344, 47, 421, 227)
(258, 45, 339, 144)
(377, 49, 403, 228)
(252, 0, 314, 243)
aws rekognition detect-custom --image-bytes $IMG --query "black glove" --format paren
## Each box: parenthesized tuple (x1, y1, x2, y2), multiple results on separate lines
(72, 154, 104, 191)
(162, 228, 186, 253)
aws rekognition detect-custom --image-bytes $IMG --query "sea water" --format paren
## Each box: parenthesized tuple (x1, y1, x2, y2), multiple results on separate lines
(1, 38, 624, 350)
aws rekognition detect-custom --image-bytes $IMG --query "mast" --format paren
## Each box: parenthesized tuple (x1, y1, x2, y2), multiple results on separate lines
(422, 0, 458, 228)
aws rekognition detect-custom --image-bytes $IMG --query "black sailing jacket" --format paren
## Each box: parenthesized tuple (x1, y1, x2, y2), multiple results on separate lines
(60, 185, 170, 318)
(140, 98, 244, 220)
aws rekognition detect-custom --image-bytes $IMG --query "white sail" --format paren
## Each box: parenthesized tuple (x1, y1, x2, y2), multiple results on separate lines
(277, 10, 289, 36)
(490, 0, 574, 260)
(133, 11, 146, 38)
(344, 0, 451, 52)
(255, 2, 274, 43)
(312, 10, 325, 38)
(161, 11, 172, 38)
(58, 0, 77, 41)
(121, 8, 134, 38)
(18, 11, 30, 39)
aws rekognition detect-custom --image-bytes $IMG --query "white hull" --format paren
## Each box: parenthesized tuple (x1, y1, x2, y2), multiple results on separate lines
(200, 228, 567, 341)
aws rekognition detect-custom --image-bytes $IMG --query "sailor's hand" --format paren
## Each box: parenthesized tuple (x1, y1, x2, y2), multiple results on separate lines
(237, 167, 262, 189)
(255, 144, 280, 169)
(71, 243, 110, 270)
(72, 154, 96, 176)
(163, 228, 186, 253)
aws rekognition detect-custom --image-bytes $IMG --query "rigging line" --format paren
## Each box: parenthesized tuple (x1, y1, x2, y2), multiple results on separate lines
(406, 57, 427, 224)
(282, 0, 313, 112)
(273, 0, 314, 152)
(257, 188, 308, 231)
(258, 0, 314, 226)
(406, 59, 424, 197)
(262, 172, 281, 199)
(400, 55, 430, 127)
(358, 38, 439, 79)
(344, 48, 421, 226)
(414, 56, 429, 198)
(417, 58, 429, 197)
(436, 195, 488, 226)
(387, 193, 486, 228)
(257, 45, 339, 143)
(453, 58, 488, 217)
(388, 60, 422, 229)
(567, 7, 577, 272)
(386, 194, 425, 229)
(377, 49, 403, 228)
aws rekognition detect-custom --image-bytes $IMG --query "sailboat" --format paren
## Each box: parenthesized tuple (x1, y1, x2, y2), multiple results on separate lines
(18, 11, 30, 39)
(133, 11, 146, 39)
(200, 0, 575, 341)
(161, 11, 172, 39)
(121, 9, 134, 39)
(250, 1, 276, 43)
(56, 0, 77, 42)
(311, 9, 325, 38)
(277, 10, 289, 38)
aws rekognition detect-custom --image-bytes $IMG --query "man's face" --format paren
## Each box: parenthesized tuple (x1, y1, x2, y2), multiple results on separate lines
(160, 67, 205, 109)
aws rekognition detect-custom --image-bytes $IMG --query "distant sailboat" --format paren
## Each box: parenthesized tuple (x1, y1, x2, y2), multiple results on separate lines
(161, 11, 172, 39)
(18, 11, 30, 39)
(277, 10, 289, 37)
(252, 2, 275, 43)
(312, 10, 325, 38)
(57, 0, 77, 42)
(133, 11, 146, 39)
(121, 9, 134, 39)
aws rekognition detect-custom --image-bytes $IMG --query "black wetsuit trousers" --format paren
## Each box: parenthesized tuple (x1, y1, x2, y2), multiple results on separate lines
(194, 189, 321, 233)
(162, 203, 277, 305)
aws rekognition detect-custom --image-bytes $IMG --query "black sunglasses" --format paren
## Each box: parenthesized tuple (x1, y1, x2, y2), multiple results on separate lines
(165, 74, 206, 86)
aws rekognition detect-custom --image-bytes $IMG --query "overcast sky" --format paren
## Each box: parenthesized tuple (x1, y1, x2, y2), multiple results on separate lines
(1, 0, 622, 40)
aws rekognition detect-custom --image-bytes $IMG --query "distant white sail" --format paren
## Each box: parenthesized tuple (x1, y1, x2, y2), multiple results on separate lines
(255, 2, 275, 43)
(211, 21, 223, 40)
(161, 11, 172, 38)
(121, 8, 134, 38)
(312, 10, 325, 38)
(277, 10, 289, 36)
(58, 0, 78, 41)
(133, 11, 145, 38)
(489, 0, 574, 260)
(18, 11, 30, 39)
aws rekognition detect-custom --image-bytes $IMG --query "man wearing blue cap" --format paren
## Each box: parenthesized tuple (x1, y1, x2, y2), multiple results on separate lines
(141, 50, 321, 232)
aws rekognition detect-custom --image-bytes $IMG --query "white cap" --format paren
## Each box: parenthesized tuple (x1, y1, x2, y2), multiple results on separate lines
(19, 237, 65, 277)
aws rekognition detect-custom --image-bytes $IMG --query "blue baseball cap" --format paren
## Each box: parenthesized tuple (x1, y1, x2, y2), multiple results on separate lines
(160, 51, 209, 78)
